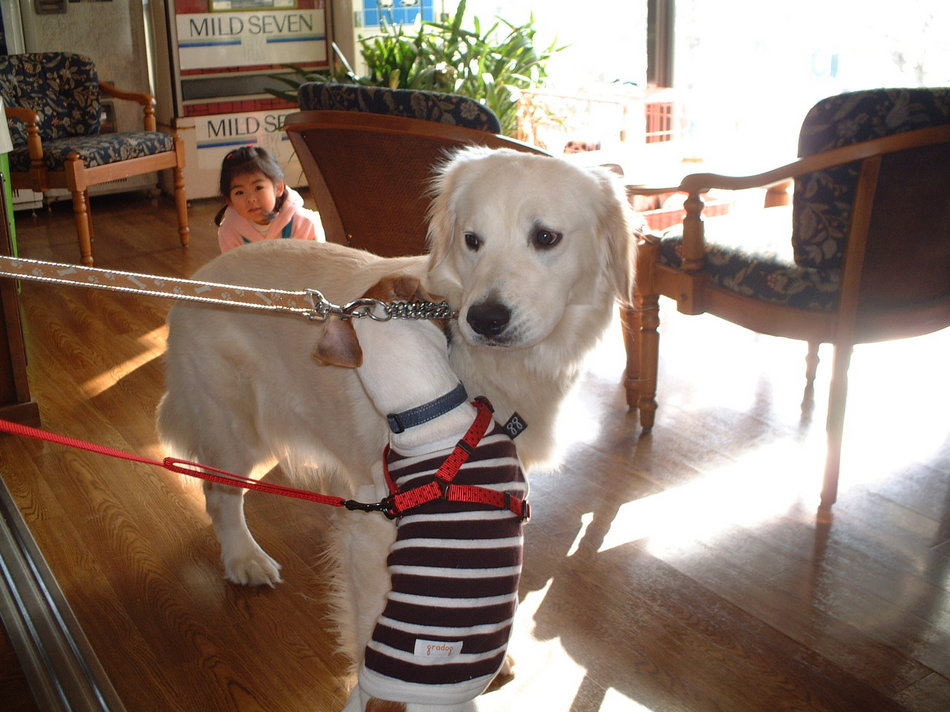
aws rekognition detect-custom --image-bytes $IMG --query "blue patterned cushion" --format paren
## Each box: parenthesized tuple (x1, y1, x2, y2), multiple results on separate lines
(792, 87, 950, 270)
(657, 208, 841, 311)
(7, 131, 175, 172)
(297, 82, 502, 133)
(0, 53, 101, 147)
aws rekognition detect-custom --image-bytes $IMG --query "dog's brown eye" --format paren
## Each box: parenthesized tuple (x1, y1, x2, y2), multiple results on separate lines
(464, 232, 481, 251)
(533, 228, 563, 249)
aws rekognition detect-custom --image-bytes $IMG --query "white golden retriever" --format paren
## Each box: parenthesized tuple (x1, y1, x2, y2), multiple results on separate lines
(156, 146, 636, 704)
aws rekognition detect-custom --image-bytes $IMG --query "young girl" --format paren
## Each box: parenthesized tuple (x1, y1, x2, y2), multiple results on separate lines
(214, 145, 325, 253)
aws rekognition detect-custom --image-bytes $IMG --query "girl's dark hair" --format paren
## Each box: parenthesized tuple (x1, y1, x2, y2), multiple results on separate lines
(214, 145, 286, 226)
(219, 145, 284, 197)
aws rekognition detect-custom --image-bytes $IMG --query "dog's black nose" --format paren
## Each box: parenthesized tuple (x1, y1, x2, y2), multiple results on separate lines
(467, 301, 511, 337)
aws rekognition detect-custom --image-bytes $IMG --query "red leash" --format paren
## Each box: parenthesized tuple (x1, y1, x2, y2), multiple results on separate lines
(0, 417, 349, 509)
(0, 407, 529, 520)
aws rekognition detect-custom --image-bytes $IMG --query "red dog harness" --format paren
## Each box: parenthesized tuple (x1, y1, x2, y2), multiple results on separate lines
(381, 397, 530, 521)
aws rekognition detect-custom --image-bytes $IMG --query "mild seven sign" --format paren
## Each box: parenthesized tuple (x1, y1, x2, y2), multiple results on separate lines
(177, 9, 327, 70)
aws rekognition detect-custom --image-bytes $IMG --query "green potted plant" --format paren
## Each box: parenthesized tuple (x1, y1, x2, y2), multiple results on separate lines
(268, 0, 563, 137)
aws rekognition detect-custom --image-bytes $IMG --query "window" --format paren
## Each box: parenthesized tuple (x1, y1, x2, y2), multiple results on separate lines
(674, 0, 950, 165)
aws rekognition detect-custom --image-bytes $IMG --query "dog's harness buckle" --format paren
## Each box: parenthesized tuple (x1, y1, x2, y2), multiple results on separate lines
(508, 492, 531, 522)
(438, 479, 453, 500)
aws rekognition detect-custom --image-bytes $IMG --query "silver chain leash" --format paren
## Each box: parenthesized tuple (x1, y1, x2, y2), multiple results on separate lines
(306, 290, 457, 322)
(0, 255, 458, 322)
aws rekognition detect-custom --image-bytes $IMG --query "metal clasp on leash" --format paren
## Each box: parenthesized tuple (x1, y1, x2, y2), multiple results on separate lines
(306, 290, 392, 322)
(343, 496, 399, 520)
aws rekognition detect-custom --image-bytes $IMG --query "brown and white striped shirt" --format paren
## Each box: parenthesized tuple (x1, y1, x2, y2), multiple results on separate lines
(359, 420, 527, 705)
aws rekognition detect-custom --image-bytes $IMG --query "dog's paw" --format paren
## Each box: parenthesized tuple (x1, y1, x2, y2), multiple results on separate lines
(223, 548, 283, 587)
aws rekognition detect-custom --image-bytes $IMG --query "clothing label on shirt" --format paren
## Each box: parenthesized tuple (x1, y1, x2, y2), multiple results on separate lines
(414, 639, 464, 659)
(503, 412, 528, 439)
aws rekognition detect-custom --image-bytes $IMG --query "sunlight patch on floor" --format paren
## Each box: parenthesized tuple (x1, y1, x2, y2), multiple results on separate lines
(495, 578, 660, 711)
(80, 326, 167, 397)
(566, 512, 595, 557)
(593, 323, 950, 558)
(489, 579, 590, 711)
(600, 687, 659, 711)
(838, 331, 950, 480)
(597, 439, 823, 555)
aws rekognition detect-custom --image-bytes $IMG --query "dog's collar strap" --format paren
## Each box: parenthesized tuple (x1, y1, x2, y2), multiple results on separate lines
(386, 382, 468, 434)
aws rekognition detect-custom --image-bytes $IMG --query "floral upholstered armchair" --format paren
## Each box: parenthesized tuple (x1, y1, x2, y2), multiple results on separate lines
(0, 53, 189, 266)
(625, 87, 950, 512)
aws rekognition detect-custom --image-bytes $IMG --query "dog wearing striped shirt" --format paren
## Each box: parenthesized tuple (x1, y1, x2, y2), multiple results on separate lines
(315, 275, 527, 712)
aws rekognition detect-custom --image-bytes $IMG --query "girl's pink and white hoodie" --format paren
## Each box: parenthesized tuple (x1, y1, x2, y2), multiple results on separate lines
(217, 186, 325, 253)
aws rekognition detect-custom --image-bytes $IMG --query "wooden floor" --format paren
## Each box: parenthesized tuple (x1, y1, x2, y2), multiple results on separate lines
(1, 191, 948, 712)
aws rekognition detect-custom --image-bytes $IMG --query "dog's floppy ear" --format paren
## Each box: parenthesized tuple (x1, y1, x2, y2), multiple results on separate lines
(312, 319, 362, 368)
(395, 274, 437, 303)
(396, 274, 447, 306)
(425, 146, 492, 272)
(425, 156, 461, 272)
(592, 166, 640, 306)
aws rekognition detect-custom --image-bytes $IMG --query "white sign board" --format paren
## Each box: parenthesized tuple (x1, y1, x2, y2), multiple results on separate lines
(176, 10, 327, 70)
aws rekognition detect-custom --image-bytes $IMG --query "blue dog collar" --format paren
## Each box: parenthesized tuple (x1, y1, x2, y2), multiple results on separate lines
(386, 382, 468, 434)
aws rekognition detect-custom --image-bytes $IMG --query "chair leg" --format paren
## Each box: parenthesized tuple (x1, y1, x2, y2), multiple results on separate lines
(622, 298, 660, 425)
(171, 136, 190, 247)
(173, 163, 190, 247)
(636, 291, 660, 430)
(621, 303, 639, 408)
(85, 191, 95, 243)
(628, 238, 661, 431)
(71, 188, 94, 266)
(805, 340, 820, 383)
(821, 342, 853, 512)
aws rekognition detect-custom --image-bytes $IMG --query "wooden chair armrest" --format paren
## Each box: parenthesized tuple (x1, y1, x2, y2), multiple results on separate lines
(3, 105, 44, 162)
(670, 124, 950, 270)
(3, 105, 40, 126)
(679, 123, 950, 195)
(99, 82, 154, 107)
(99, 82, 158, 131)
(625, 183, 686, 217)
(625, 184, 683, 198)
